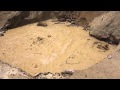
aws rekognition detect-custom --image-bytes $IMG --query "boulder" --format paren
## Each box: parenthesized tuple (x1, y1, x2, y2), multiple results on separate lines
(89, 11, 120, 44)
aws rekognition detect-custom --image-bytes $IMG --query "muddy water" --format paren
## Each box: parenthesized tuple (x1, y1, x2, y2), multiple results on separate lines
(0, 19, 117, 76)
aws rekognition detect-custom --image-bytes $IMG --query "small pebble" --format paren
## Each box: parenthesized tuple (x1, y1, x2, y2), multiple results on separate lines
(107, 55, 112, 59)
(47, 35, 51, 38)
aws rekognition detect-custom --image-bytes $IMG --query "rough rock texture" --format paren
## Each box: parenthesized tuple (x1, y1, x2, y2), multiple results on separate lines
(89, 11, 120, 44)
(57, 11, 104, 27)
(70, 44, 120, 79)
(0, 11, 105, 32)
(35, 71, 73, 79)
(0, 11, 53, 31)
(0, 61, 31, 79)
(37, 21, 48, 27)
(75, 11, 105, 27)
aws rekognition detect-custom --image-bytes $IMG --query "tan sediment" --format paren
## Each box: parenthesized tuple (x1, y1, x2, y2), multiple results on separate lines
(0, 19, 116, 76)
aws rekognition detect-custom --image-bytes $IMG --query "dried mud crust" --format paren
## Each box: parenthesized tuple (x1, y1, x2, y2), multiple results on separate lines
(0, 19, 116, 77)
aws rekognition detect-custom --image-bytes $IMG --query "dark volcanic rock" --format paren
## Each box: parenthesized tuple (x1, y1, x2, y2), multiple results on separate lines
(0, 31, 5, 36)
(0, 11, 54, 31)
(57, 11, 105, 27)
(89, 11, 120, 44)
(37, 21, 48, 27)
(0, 11, 105, 32)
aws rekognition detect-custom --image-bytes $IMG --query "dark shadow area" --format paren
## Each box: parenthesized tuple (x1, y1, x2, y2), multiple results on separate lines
(89, 34, 119, 45)
(6, 11, 53, 29)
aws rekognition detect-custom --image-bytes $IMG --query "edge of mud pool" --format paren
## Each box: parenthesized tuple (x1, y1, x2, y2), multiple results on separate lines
(0, 19, 118, 79)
